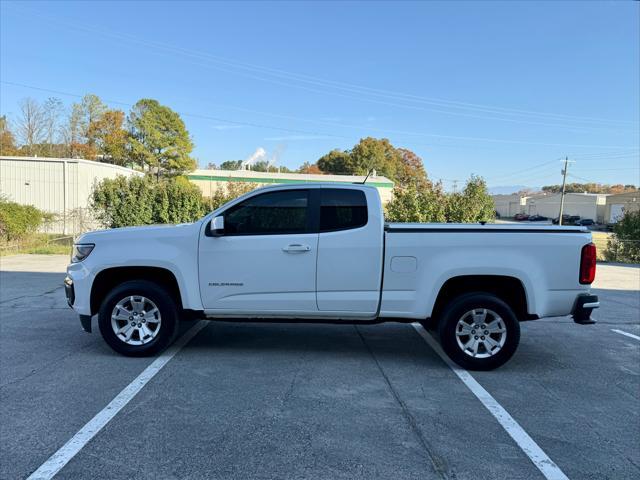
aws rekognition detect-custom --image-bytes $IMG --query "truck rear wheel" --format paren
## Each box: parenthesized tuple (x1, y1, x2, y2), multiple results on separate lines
(98, 280, 180, 357)
(438, 293, 520, 371)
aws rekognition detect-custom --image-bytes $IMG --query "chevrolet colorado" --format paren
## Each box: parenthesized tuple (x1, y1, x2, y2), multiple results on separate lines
(65, 183, 599, 370)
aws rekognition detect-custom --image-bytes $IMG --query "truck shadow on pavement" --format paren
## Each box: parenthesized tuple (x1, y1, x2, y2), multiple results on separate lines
(1, 269, 637, 373)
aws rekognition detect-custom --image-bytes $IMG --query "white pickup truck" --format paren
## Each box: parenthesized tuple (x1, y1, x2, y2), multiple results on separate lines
(65, 183, 599, 370)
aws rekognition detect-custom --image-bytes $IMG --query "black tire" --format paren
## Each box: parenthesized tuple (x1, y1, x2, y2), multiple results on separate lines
(437, 292, 520, 371)
(98, 280, 180, 357)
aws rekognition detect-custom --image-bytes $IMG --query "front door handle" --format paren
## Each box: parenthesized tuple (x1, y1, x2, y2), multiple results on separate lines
(282, 244, 311, 253)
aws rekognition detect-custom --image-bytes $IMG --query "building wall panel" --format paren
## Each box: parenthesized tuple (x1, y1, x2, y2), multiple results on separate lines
(1, 157, 142, 235)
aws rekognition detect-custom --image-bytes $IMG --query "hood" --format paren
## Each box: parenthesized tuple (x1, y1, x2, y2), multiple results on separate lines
(76, 222, 202, 243)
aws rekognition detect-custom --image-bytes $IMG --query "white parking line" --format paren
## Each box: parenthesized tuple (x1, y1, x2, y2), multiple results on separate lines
(27, 320, 209, 480)
(411, 323, 569, 480)
(611, 329, 640, 341)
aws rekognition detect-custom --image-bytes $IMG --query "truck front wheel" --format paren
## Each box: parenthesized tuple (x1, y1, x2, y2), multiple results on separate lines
(98, 280, 180, 357)
(438, 293, 520, 371)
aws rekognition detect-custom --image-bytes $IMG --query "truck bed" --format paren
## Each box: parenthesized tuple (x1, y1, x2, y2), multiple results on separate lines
(380, 222, 593, 320)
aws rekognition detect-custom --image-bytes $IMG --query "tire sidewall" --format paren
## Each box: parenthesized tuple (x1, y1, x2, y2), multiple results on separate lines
(98, 280, 179, 357)
(438, 293, 520, 371)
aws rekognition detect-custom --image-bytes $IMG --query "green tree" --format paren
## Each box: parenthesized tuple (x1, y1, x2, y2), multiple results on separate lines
(251, 160, 275, 172)
(316, 139, 426, 188)
(63, 94, 107, 158)
(349, 137, 403, 179)
(385, 182, 447, 223)
(386, 175, 494, 224)
(298, 161, 322, 174)
(605, 210, 640, 263)
(219, 160, 243, 170)
(245, 160, 293, 173)
(0, 116, 18, 156)
(542, 183, 638, 194)
(89, 110, 128, 165)
(396, 148, 428, 187)
(446, 175, 495, 223)
(317, 149, 354, 175)
(128, 99, 196, 178)
(209, 182, 257, 210)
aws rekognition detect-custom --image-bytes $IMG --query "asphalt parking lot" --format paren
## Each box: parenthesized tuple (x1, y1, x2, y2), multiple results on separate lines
(1, 255, 638, 479)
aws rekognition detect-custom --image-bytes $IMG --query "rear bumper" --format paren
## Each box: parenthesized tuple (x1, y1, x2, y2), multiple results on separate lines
(572, 294, 599, 325)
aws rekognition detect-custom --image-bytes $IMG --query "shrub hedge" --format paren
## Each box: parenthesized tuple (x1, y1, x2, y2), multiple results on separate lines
(605, 210, 640, 263)
(90, 175, 209, 228)
(0, 198, 47, 241)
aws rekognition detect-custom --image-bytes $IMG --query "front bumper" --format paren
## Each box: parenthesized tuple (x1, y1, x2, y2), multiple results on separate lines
(66, 262, 92, 316)
(64, 268, 93, 333)
(64, 276, 75, 307)
(572, 294, 599, 325)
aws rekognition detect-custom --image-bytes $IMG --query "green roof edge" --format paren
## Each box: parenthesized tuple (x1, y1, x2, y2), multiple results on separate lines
(187, 174, 394, 188)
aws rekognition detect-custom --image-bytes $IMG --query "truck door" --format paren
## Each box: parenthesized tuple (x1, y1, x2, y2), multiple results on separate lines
(199, 188, 319, 314)
(316, 187, 384, 314)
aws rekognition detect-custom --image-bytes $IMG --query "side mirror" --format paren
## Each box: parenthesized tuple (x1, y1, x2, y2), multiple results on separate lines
(210, 215, 224, 236)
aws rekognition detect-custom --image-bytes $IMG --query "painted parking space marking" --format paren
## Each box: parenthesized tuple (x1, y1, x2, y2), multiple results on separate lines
(412, 323, 569, 480)
(611, 329, 640, 341)
(27, 320, 209, 480)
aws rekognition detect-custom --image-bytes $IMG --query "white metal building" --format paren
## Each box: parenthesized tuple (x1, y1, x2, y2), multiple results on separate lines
(492, 194, 527, 217)
(187, 169, 395, 204)
(525, 192, 608, 223)
(604, 191, 640, 224)
(0, 156, 143, 234)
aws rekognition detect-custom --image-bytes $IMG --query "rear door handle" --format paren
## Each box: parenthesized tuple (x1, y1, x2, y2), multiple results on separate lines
(282, 244, 311, 253)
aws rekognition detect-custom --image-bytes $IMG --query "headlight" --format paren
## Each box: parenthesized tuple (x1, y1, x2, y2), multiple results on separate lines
(71, 243, 95, 263)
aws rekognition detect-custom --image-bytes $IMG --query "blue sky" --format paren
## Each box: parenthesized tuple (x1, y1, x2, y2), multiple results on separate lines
(1, 1, 638, 190)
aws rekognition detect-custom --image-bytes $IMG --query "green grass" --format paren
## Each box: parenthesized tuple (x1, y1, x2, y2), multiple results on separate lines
(591, 231, 611, 261)
(0, 234, 73, 257)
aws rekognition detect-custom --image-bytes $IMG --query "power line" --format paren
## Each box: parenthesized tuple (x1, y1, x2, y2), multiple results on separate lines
(567, 172, 639, 185)
(0, 81, 350, 140)
(574, 167, 640, 172)
(484, 159, 560, 182)
(5, 3, 639, 132)
(570, 149, 639, 158)
(4, 80, 635, 151)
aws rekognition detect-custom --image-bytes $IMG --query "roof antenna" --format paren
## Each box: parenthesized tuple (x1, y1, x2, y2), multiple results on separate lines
(360, 169, 373, 184)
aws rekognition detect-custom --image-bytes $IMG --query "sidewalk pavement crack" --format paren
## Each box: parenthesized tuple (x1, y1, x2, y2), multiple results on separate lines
(0, 286, 63, 306)
(0, 341, 99, 389)
(354, 325, 451, 480)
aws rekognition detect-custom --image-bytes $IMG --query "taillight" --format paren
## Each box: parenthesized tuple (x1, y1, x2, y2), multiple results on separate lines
(579, 243, 596, 284)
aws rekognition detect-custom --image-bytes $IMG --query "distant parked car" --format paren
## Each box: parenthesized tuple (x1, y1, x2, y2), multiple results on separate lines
(575, 218, 595, 226)
(514, 213, 529, 221)
(553, 215, 580, 225)
(528, 215, 549, 222)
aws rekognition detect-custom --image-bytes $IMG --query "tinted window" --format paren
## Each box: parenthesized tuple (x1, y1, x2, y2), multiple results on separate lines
(320, 189, 367, 232)
(224, 190, 309, 235)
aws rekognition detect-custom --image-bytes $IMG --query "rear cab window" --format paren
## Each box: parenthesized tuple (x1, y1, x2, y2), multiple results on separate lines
(320, 188, 368, 232)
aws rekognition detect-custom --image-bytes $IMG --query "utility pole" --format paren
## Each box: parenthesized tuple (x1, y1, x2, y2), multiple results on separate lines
(558, 156, 569, 225)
